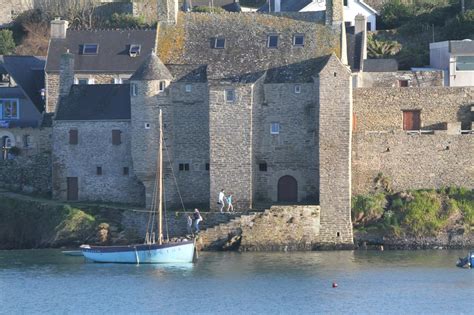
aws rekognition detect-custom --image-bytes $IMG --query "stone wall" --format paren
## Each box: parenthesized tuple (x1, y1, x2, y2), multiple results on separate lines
(52, 120, 145, 204)
(352, 132, 474, 194)
(357, 70, 444, 88)
(254, 82, 318, 203)
(46, 72, 133, 113)
(209, 83, 254, 211)
(353, 87, 474, 132)
(317, 55, 354, 246)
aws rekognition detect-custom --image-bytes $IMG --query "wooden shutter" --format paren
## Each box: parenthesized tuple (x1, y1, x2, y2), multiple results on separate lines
(403, 110, 421, 130)
(112, 130, 121, 145)
(69, 129, 78, 145)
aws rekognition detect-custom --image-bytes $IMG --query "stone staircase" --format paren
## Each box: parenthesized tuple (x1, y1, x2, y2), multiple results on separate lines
(197, 205, 322, 251)
(197, 212, 259, 250)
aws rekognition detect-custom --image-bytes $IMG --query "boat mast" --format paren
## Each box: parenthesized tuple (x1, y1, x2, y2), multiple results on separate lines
(158, 109, 163, 245)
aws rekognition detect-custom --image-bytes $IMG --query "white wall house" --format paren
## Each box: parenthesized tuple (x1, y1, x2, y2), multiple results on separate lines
(430, 40, 474, 87)
(264, 0, 378, 31)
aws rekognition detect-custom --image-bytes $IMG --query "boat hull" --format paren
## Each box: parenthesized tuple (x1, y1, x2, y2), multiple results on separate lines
(81, 241, 195, 264)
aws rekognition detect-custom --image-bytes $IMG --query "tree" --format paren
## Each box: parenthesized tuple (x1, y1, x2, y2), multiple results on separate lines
(379, 0, 414, 29)
(0, 30, 16, 55)
(445, 9, 474, 39)
(34, 0, 101, 29)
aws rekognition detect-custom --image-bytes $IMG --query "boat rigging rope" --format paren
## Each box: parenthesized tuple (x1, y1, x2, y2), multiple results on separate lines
(163, 138, 187, 212)
(163, 182, 170, 242)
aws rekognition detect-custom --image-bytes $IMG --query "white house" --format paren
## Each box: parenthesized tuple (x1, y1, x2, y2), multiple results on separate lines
(260, 0, 378, 31)
(430, 40, 474, 87)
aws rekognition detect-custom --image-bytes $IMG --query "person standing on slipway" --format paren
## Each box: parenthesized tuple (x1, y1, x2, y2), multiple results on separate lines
(218, 189, 225, 213)
(193, 209, 203, 233)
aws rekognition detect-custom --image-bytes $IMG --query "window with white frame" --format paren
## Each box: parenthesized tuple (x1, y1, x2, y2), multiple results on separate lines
(185, 84, 192, 93)
(159, 81, 166, 92)
(267, 35, 279, 48)
(131, 83, 138, 96)
(113, 77, 122, 84)
(213, 38, 226, 49)
(225, 89, 235, 103)
(294, 84, 301, 94)
(0, 99, 19, 119)
(456, 56, 474, 71)
(82, 43, 99, 55)
(270, 122, 280, 134)
(293, 34, 304, 46)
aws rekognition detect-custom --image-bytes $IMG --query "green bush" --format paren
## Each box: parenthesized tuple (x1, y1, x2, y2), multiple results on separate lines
(352, 193, 387, 225)
(402, 190, 445, 236)
(105, 13, 148, 29)
(0, 29, 16, 55)
(444, 9, 474, 39)
(192, 6, 225, 13)
(379, 1, 414, 29)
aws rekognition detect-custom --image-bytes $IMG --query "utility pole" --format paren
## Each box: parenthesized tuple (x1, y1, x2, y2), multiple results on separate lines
(461, 0, 465, 14)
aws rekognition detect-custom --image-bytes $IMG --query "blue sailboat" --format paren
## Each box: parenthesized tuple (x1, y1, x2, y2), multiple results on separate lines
(81, 110, 196, 264)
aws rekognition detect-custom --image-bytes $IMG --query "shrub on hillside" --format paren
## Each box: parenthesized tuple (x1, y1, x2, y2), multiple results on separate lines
(444, 9, 474, 40)
(104, 13, 148, 29)
(352, 193, 387, 225)
(379, 1, 414, 29)
(192, 6, 225, 13)
(402, 190, 446, 236)
(0, 30, 16, 55)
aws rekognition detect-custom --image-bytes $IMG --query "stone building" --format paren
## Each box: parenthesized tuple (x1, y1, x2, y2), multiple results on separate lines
(45, 21, 156, 113)
(50, 0, 474, 249)
(52, 0, 354, 246)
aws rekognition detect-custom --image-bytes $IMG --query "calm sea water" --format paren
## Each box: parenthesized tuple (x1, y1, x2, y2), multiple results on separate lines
(0, 249, 472, 314)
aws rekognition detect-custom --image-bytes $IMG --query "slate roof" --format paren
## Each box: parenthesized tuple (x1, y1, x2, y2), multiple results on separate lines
(264, 55, 331, 83)
(258, 0, 313, 12)
(167, 64, 207, 82)
(55, 84, 131, 120)
(363, 59, 398, 72)
(0, 56, 46, 111)
(45, 29, 156, 73)
(158, 13, 334, 82)
(131, 53, 173, 81)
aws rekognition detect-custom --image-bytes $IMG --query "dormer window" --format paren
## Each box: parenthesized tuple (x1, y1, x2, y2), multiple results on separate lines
(213, 38, 226, 49)
(129, 44, 141, 57)
(293, 35, 305, 47)
(267, 35, 279, 48)
(82, 44, 98, 55)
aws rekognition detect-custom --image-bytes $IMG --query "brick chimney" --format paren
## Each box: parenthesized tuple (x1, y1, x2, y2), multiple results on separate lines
(50, 18, 69, 39)
(59, 51, 74, 99)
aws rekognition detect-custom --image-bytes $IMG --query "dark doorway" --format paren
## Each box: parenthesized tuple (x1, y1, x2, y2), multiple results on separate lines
(67, 177, 78, 201)
(277, 175, 298, 203)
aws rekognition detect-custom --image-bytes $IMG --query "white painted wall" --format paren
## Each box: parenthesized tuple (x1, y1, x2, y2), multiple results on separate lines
(300, 0, 377, 31)
(430, 41, 474, 86)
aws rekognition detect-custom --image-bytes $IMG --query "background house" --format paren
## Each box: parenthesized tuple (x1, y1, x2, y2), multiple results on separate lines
(259, 0, 378, 31)
(430, 40, 474, 87)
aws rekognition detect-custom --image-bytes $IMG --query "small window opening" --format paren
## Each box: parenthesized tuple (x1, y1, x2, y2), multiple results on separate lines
(185, 84, 192, 93)
(270, 122, 280, 134)
(294, 85, 301, 94)
(159, 81, 166, 92)
(69, 129, 78, 145)
(144, 123, 151, 129)
(267, 35, 279, 48)
(225, 89, 235, 103)
(259, 163, 267, 172)
(205, 163, 210, 171)
(179, 163, 190, 171)
(398, 80, 409, 87)
(77, 78, 89, 85)
(293, 35, 304, 46)
(131, 83, 138, 96)
(23, 135, 31, 148)
(96, 166, 102, 175)
(213, 38, 225, 49)
(343, 0, 348, 6)
(83, 44, 98, 55)
(337, 232, 341, 237)
(123, 167, 129, 176)
(112, 129, 121, 145)
(129, 44, 141, 57)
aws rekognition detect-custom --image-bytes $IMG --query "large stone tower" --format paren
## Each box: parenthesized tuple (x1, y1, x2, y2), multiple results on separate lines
(130, 52, 174, 207)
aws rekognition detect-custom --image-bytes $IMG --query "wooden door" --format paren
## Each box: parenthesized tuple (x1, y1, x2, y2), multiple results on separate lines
(67, 177, 78, 201)
(403, 110, 420, 130)
(278, 175, 298, 203)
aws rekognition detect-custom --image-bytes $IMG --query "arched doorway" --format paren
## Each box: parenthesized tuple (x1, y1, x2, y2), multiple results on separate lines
(277, 175, 298, 203)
